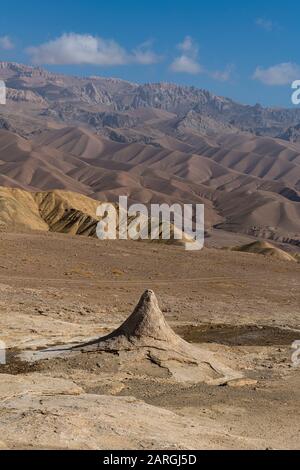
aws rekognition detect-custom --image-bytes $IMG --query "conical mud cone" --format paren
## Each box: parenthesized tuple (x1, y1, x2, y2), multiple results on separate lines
(73, 290, 243, 385)
(22, 290, 243, 385)
(79, 290, 187, 350)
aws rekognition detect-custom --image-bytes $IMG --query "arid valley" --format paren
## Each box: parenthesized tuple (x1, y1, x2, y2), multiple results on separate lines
(0, 59, 299, 450)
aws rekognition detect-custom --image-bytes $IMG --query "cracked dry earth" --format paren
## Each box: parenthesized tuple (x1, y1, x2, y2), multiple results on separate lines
(0, 230, 299, 450)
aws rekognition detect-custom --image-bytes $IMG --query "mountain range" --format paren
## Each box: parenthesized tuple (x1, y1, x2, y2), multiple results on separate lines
(0, 61, 299, 247)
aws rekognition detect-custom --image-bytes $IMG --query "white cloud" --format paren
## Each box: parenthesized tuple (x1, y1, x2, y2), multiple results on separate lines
(170, 36, 202, 74)
(0, 36, 14, 50)
(253, 62, 300, 85)
(255, 18, 276, 32)
(171, 55, 202, 74)
(27, 33, 160, 66)
(132, 41, 162, 65)
(211, 65, 235, 82)
(178, 36, 198, 55)
(170, 36, 233, 80)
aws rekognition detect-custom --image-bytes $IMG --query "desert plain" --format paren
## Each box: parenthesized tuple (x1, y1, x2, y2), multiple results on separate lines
(0, 230, 299, 450)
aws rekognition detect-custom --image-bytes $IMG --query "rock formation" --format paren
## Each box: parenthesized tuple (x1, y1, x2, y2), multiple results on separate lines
(24, 290, 242, 385)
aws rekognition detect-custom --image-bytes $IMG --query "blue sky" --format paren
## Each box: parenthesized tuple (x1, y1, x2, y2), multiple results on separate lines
(0, 0, 299, 107)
